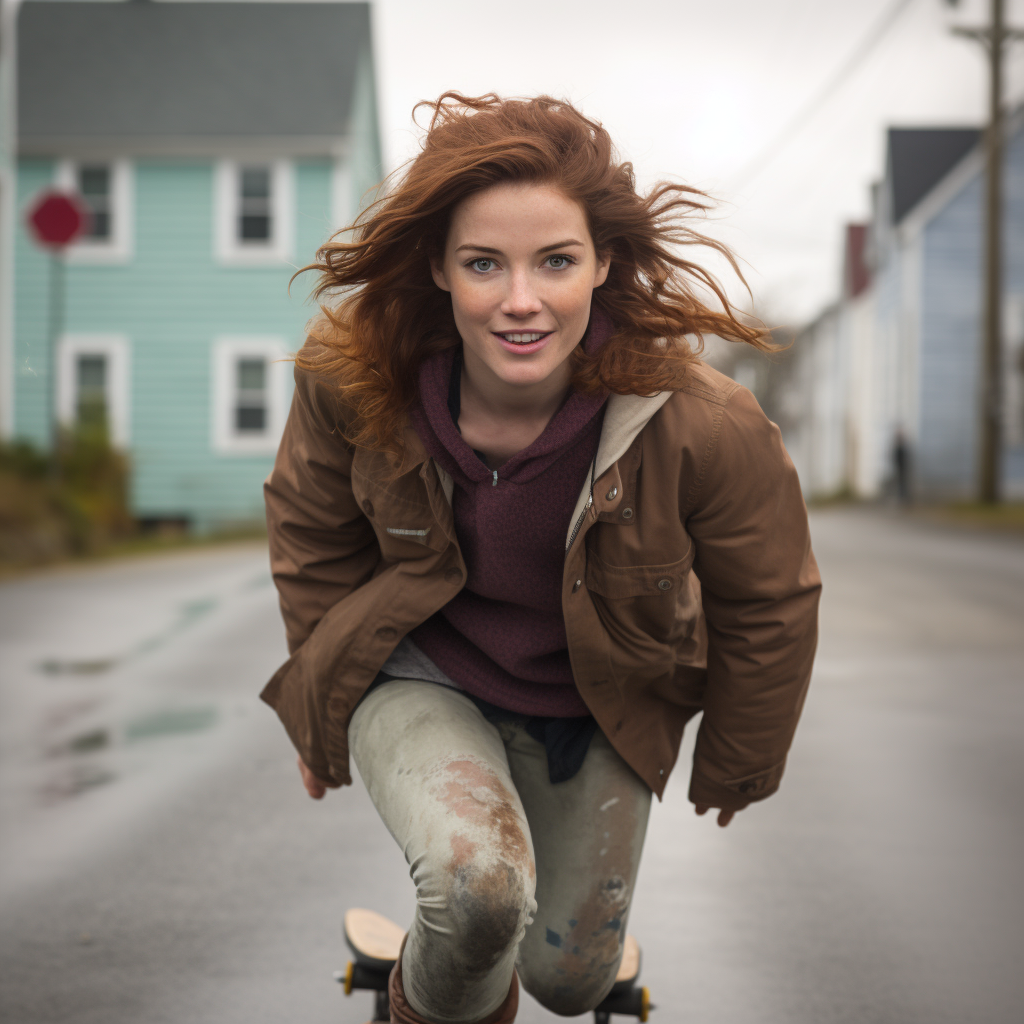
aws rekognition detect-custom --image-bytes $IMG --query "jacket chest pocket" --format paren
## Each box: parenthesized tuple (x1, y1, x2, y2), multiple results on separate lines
(375, 520, 447, 561)
(351, 468, 448, 561)
(585, 547, 694, 643)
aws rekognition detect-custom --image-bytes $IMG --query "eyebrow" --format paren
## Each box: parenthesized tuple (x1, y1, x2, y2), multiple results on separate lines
(454, 238, 586, 255)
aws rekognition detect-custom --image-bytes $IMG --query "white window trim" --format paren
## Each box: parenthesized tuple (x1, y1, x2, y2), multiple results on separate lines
(56, 333, 131, 448)
(53, 159, 134, 264)
(213, 160, 294, 267)
(211, 336, 290, 456)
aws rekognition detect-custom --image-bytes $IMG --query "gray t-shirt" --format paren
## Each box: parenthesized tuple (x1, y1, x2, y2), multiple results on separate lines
(380, 635, 461, 689)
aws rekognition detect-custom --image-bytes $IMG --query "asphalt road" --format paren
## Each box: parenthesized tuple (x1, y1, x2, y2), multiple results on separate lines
(1, 509, 1022, 1024)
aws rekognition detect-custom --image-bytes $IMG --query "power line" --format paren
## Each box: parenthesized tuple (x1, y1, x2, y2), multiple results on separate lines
(729, 0, 917, 193)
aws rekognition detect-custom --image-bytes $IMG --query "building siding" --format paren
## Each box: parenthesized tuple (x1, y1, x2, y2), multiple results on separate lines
(865, 229, 905, 497)
(14, 157, 336, 529)
(917, 173, 983, 497)
(348, 47, 385, 214)
(1002, 122, 1024, 499)
(13, 160, 53, 446)
(915, 124, 1024, 499)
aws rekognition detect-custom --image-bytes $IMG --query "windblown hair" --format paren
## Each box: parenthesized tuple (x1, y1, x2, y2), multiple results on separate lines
(298, 92, 770, 463)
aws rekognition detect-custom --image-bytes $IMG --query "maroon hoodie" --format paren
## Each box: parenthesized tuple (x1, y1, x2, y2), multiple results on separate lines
(408, 314, 612, 716)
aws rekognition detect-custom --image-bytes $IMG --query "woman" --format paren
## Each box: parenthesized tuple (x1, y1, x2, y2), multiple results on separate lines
(262, 93, 820, 1024)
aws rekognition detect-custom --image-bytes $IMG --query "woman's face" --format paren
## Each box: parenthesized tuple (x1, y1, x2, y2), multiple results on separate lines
(431, 182, 610, 393)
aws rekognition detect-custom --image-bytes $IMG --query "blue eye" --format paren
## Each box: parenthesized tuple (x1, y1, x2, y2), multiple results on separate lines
(546, 255, 574, 269)
(469, 258, 496, 273)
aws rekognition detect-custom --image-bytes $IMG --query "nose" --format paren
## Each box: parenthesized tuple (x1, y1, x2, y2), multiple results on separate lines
(500, 268, 542, 318)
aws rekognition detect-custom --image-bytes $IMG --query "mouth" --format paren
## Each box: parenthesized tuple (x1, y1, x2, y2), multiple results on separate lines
(493, 330, 552, 346)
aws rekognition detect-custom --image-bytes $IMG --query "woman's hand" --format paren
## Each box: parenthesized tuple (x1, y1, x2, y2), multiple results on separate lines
(298, 756, 330, 799)
(695, 804, 736, 827)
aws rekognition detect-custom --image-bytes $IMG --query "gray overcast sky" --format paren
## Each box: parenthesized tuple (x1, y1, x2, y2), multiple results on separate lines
(367, 0, 1024, 324)
(49, 0, 1024, 323)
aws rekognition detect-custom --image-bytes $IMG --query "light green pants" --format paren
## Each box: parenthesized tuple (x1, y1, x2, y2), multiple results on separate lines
(349, 679, 652, 1023)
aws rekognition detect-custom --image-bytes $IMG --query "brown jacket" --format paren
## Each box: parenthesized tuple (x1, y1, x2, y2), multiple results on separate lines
(262, 345, 821, 809)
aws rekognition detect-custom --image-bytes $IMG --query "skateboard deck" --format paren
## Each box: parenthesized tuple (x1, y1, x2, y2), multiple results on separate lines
(344, 908, 406, 969)
(336, 908, 652, 1022)
(613, 933, 641, 989)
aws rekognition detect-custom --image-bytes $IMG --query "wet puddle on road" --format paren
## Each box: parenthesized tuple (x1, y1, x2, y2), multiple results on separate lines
(40, 764, 117, 801)
(21, 571, 267, 808)
(37, 657, 118, 676)
(41, 703, 220, 804)
(124, 705, 218, 741)
(36, 597, 221, 678)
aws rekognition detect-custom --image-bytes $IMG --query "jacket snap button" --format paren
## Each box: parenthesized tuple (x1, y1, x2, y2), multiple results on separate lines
(444, 566, 463, 584)
(572, 579, 582, 593)
(657, 578, 672, 591)
(606, 486, 618, 500)
(362, 500, 375, 517)
(376, 626, 397, 640)
(621, 507, 634, 520)
(659, 768, 665, 776)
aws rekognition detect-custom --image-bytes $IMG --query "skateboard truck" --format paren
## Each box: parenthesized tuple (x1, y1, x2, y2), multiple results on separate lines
(334, 909, 405, 1023)
(336, 908, 653, 1023)
(592, 933, 652, 1024)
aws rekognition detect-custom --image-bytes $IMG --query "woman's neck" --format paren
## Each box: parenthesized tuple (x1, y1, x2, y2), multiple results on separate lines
(457, 346, 572, 467)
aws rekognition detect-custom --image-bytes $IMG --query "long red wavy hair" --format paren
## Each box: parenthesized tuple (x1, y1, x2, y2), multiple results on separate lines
(298, 92, 769, 463)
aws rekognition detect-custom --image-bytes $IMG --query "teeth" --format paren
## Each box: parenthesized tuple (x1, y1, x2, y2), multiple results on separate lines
(502, 333, 545, 343)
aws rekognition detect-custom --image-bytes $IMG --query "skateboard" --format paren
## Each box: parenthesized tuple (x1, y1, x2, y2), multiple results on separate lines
(335, 908, 653, 1023)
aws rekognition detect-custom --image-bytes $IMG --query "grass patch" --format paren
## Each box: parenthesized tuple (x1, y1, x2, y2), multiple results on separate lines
(1, 426, 134, 568)
(806, 485, 857, 508)
(0, 429, 266, 578)
(0, 520, 268, 580)
(916, 501, 1024, 534)
(89, 523, 266, 558)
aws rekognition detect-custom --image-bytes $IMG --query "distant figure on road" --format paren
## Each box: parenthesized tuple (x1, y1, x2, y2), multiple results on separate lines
(262, 94, 821, 1024)
(892, 426, 911, 504)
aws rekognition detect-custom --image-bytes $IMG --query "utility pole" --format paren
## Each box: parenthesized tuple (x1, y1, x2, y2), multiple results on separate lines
(952, 0, 1024, 503)
(0, 0, 19, 443)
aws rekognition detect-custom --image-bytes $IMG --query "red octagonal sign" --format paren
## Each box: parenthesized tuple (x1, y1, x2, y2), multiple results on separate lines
(27, 190, 89, 248)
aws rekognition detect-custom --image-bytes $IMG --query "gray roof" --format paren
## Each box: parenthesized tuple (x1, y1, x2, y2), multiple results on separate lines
(17, 1, 373, 156)
(887, 128, 980, 224)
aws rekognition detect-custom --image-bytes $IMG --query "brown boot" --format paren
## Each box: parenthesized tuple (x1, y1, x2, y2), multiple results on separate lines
(388, 939, 518, 1024)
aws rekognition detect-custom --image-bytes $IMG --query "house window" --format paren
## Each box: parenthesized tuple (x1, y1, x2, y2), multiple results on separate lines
(214, 161, 293, 265)
(212, 337, 289, 454)
(56, 335, 131, 448)
(78, 165, 112, 240)
(54, 160, 133, 262)
(76, 353, 108, 427)
(235, 357, 267, 431)
(239, 166, 272, 242)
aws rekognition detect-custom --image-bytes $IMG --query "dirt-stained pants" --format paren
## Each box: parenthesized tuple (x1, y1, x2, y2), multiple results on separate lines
(349, 679, 651, 1024)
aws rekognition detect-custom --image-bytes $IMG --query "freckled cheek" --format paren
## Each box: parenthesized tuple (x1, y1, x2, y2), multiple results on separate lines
(547, 285, 595, 340)
(549, 276, 594, 312)
(449, 282, 503, 326)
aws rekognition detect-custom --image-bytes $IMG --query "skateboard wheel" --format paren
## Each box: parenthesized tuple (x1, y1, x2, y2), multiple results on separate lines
(640, 986, 650, 1022)
(344, 960, 354, 996)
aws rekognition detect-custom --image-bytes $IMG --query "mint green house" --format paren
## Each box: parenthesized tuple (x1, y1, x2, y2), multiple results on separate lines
(5, 1, 382, 531)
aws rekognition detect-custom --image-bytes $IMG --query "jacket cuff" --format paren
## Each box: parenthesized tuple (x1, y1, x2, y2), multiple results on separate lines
(260, 657, 346, 787)
(688, 761, 786, 811)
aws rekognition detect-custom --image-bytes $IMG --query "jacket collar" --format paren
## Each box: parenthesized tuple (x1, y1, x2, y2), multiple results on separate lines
(564, 391, 673, 548)
(595, 391, 673, 480)
(407, 389, 673, 545)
